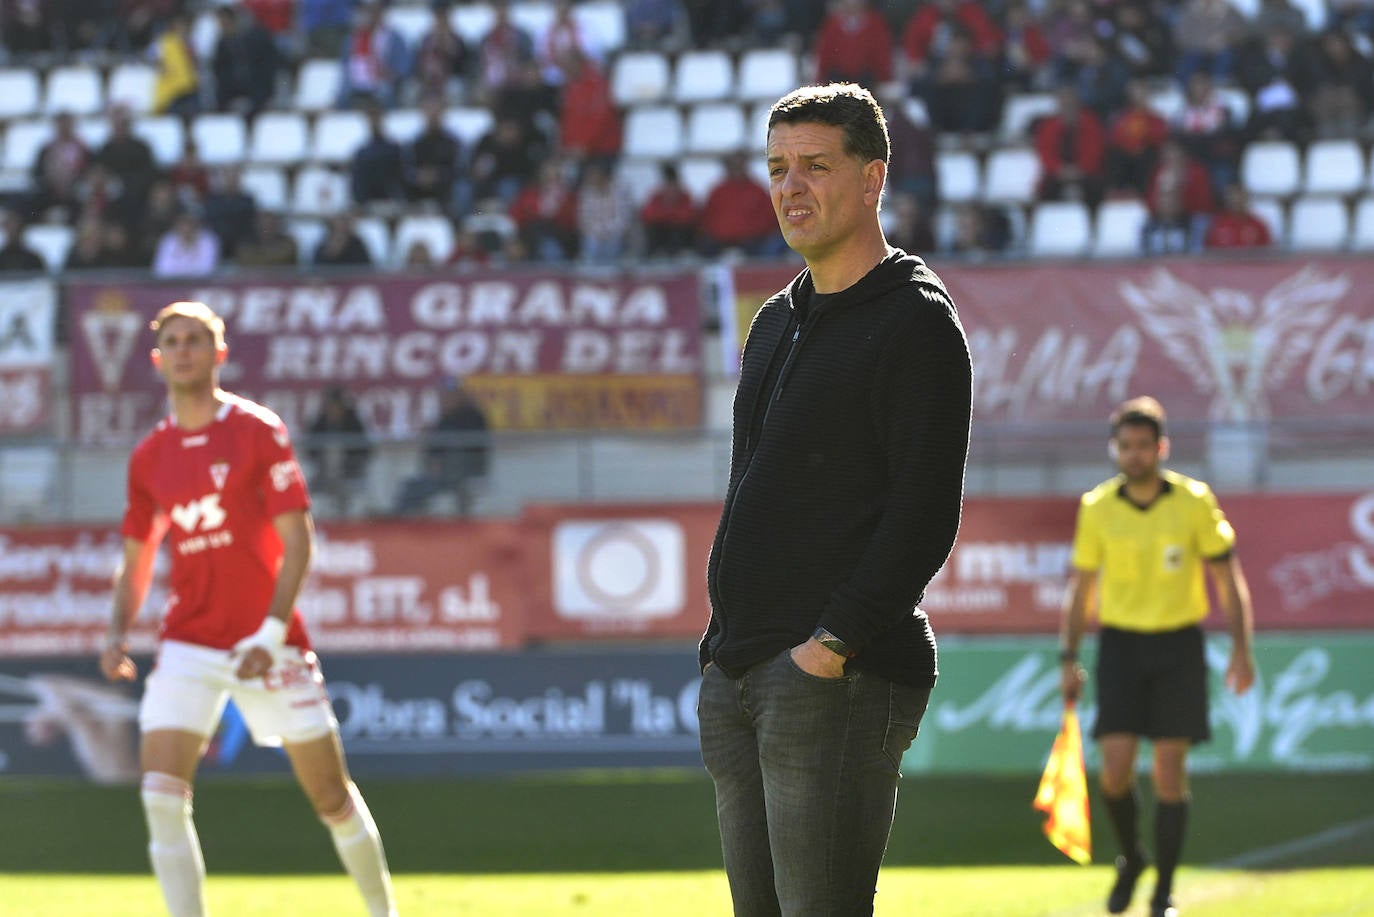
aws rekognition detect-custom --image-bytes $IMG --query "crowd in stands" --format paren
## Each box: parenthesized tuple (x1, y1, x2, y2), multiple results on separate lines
(0, 0, 1371, 274)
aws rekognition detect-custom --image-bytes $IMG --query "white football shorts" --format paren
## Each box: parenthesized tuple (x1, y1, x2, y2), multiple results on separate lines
(139, 639, 338, 747)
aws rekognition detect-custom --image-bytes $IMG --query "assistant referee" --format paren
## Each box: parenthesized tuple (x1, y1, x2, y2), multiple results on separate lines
(1059, 396, 1256, 917)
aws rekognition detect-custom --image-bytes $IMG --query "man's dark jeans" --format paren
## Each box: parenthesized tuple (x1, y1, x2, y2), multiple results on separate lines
(699, 649, 931, 916)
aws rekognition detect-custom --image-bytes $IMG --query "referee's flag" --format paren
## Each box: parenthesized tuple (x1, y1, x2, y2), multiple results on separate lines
(1033, 704, 1092, 865)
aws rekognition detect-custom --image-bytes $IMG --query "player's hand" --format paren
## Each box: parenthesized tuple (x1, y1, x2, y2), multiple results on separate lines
(99, 636, 137, 682)
(231, 617, 286, 680)
(1060, 660, 1085, 703)
(789, 638, 847, 679)
(1225, 650, 1256, 695)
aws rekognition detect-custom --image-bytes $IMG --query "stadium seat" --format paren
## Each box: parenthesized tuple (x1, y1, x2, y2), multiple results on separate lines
(679, 156, 725, 204)
(1351, 196, 1374, 251)
(510, 1, 556, 44)
(0, 69, 40, 120)
(999, 92, 1057, 141)
(901, 97, 930, 126)
(190, 9, 220, 60)
(748, 156, 770, 189)
(1249, 196, 1286, 240)
(1092, 198, 1149, 257)
(354, 215, 393, 265)
(311, 110, 370, 164)
(1288, 196, 1349, 251)
(737, 48, 799, 103)
(935, 151, 980, 203)
(106, 62, 157, 113)
(622, 105, 684, 160)
(576, 1, 627, 52)
(191, 113, 249, 166)
(248, 111, 309, 165)
(75, 116, 111, 151)
(461, 210, 517, 247)
(43, 66, 103, 116)
(285, 217, 326, 263)
(383, 109, 426, 144)
(613, 158, 662, 207)
(450, 3, 495, 44)
(1303, 140, 1365, 196)
(1147, 84, 1185, 121)
(1, 120, 51, 172)
(0, 170, 30, 194)
(1215, 86, 1251, 127)
(611, 51, 671, 106)
(444, 107, 495, 147)
(393, 214, 456, 266)
(673, 50, 734, 104)
(23, 224, 75, 271)
(241, 166, 289, 211)
(291, 166, 350, 216)
(1240, 141, 1301, 197)
(135, 115, 187, 167)
(685, 103, 746, 155)
(982, 147, 1041, 203)
(749, 102, 773, 150)
(384, 4, 435, 47)
(294, 59, 344, 112)
(1290, 0, 1327, 30)
(1027, 201, 1091, 257)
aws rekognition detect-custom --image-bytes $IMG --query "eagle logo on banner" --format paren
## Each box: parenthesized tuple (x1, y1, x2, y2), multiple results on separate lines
(1118, 267, 1350, 422)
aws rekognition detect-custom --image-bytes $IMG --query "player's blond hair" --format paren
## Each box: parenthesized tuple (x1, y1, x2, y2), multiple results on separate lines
(150, 301, 226, 350)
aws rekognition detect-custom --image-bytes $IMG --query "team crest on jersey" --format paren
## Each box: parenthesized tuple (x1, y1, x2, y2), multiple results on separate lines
(209, 461, 230, 491)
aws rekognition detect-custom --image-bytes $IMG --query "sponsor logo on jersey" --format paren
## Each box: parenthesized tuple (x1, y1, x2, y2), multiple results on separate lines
(170, 493, 227, 533)
(182, 435, 208, 447)
(269, 459, 300, 493)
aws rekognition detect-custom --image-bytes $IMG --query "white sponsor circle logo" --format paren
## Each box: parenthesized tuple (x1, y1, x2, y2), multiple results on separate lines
(553, 519, 684, 619)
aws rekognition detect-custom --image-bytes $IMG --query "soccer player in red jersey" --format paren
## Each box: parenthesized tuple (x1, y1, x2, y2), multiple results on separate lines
(99, 301, 397, 917)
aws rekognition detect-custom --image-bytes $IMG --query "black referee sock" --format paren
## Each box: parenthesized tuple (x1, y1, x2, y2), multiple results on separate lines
(1103, 787, 1147, 864)
(1154, 800, 1190, 901)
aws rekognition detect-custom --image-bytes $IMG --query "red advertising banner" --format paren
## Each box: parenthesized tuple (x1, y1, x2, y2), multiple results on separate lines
(729, 257, 1374, 423)
(519, 502, 719, 640)
(0, 280, 57, 435)
(66, 270, 703, 443)
(3, 493, 1368, 656)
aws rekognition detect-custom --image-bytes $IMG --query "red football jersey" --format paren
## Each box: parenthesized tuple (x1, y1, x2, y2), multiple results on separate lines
(121, 393, 313, 651)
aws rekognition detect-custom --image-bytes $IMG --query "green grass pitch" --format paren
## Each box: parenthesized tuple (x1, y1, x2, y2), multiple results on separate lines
(2, 771, 1371, 915)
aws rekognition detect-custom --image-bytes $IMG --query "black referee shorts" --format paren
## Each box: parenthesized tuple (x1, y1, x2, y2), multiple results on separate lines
(1092, 624, 1210, 743)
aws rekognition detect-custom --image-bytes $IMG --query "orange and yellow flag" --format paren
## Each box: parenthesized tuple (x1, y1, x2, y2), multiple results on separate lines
(1033, 704, 1092, 865)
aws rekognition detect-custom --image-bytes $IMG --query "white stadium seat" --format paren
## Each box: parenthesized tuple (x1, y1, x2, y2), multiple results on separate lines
(1093, 199, 1149, 257)
(1287, 196, 1349, 251)
(2, 120, 51, 172)
(383, 109, 426, 144)
(1215, 86, 1251, 127)
(191, 113, 248, 166)
(286, 217, 326, 264)
(622, 105, 684, 160)
(0, 69, 40, 119)
(1249, 196, 1286, 240)
(44, 66, 103, 116)
(673, 50, 733, 104)
(311, 110, 370, 164)
(576, 1, 627, 52)
(23, 224, 75, 271)
(106, 63, 157, 113)
(1147, 84, 1185, 122)
(75, 116, 111, 152)
(685, 103, 746, 155)
(190, 10, 220, 60)
(241, 166, 290, 211)
(135, 115, 187, 167)
(1303, 140, 1365, 196)
(353, 215, 392, 265)
(444, 107, 495, 147)
(679, 156, 724, 204)
(384, 5, 435, 46)
(450, 3, 495, 44)
(982, 147, 1041, 203)
(999, 92, 1057, 141)
(614, 158, 662, 207)
(292, 166, 350, 216)
(1027, 201, 1091, 257)
(935, 151, 980, 203)
(294, 59, 343, 112)
(1352, 196, 1374, 250)
(611, 51, 671, 106)
(1241, 141, 1301, 197)
(737, 48, 799, 103)
(393, 214, 456, 266)
(249, 111, 309, 165)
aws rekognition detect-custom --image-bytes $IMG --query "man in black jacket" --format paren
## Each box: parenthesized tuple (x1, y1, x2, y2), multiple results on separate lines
(698, 82, 973, 916)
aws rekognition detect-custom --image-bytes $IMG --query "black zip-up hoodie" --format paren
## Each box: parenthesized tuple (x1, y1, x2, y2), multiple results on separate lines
(701, 249, 972, 688)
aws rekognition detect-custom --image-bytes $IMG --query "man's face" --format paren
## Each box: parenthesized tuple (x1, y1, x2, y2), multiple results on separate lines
(766, 121, 880, 263)
(153, 317, 222, 389)
(1113, 423, 1164, 482)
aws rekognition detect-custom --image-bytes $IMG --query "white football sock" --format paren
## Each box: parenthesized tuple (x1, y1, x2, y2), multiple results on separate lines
(140, 772, 207, 917)
(322, 784, 397, 917)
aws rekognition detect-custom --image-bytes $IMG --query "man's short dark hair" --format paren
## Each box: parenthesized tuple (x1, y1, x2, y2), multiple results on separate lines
(767, 83, 890, 166)
(1110, 396, 1167, 439)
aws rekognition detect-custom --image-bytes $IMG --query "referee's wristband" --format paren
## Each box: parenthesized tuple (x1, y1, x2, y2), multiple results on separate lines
(1058, 649, 1078, 663)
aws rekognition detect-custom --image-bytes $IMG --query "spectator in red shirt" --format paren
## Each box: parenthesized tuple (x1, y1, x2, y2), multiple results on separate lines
(640, 163, 697, 257)
(1204, 184, 1272, 249)
(903, 0, 1002, 79)
(1147, 137, 1214, 217)
(1002, 0, 1052, 90)
(1035, 87, 1106, 207)
(814, 0, 893, 88)
(697, 152, 783, 257)
(1107, 79, 1169, 197)
(510, 158, 579, 262)
(558, 50, 622, 169)
(245, 0, 294, 34)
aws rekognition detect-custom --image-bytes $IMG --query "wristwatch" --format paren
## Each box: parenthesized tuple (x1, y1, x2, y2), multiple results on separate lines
(813, 627, 857, 659)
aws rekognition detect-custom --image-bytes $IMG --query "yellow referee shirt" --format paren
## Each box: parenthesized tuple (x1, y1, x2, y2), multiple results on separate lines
(1070, 468, 1236, 632)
